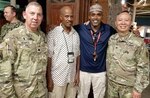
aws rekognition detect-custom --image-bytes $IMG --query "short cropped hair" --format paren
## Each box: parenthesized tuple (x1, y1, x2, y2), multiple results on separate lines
(117, 10, 132, 16)
(116, 10, 132, 20)
(4, 5, 17, 13)
(25, 1, 42, 12)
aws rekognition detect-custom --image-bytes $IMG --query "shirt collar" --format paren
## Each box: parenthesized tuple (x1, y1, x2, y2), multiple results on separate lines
(86, 22, 104, 33)
(59, 23, 75, 35)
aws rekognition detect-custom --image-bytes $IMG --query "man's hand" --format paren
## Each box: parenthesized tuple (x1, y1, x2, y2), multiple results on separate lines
(132, 90, 141, 98)
(133, 29, 140, 37)
(84, 21, 90, 25)
(47, 77, 54, 92)
(74, 73, 79, 86)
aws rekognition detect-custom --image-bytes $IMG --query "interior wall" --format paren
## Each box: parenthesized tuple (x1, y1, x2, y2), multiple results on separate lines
(90, 0, 109, 23)
(96, 0, 109, 23)
(0, 0, 109, 33)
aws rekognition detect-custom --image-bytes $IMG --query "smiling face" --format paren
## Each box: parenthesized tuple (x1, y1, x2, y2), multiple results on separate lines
(3, 7, 16, 22)
(89, 11, 102, 31)
(60, 6, 73, 31)
(115, 12, 132, 34)
(23, 4, 43, 32)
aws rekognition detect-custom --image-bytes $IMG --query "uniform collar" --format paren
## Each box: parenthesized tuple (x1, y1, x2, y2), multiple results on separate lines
(115, 32, 133, 42)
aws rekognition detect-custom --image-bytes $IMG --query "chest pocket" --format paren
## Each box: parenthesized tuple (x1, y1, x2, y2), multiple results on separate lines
(15, 37, 47, 80)
(17, 36, 47, 65)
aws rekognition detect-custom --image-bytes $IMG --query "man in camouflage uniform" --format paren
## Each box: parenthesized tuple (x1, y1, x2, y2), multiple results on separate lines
(0, 2, 48, 98)
(107, 11, 149, 98)
(0, 5, 23, 42)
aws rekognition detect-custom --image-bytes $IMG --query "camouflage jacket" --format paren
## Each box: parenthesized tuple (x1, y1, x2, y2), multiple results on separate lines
(107, 32, 149, 93)
(0, 21, 23, 42)
(0, 26, 48, 98)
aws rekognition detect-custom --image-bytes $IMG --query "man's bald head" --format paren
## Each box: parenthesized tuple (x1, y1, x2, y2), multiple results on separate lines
(59, 6, 73, 32)
(60, 6, 73, 16)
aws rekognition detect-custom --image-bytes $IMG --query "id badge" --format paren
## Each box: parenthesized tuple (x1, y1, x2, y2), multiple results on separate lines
(67, 52, 74, 63)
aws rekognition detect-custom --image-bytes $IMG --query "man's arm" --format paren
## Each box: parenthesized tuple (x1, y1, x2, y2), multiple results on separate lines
(74, 55, 80, 86)
(133, 42, 149, 94)
(0, 31, 16, 97)
(46, 31, 54, 92)
(46, 57, 53, 92)
(0, 25, 6, 43)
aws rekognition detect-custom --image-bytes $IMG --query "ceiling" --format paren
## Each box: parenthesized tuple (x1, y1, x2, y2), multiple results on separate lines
(127, 0, 150, 16)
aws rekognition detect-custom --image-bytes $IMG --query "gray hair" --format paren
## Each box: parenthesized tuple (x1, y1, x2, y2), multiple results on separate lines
(25, 1, 42, 12)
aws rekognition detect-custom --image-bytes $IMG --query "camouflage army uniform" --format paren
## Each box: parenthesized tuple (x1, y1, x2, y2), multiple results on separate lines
(0, 21, 23, 42)
(0, 26, 48, 98)
(106, 32, 149, 98)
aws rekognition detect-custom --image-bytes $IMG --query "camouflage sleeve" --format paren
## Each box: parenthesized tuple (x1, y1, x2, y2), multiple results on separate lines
(0, 24, 9, 42)
(0, 33, 17, 97)
(106, 39, 113, 69)
(47, 31, 54, 58)
(134, 42, 149, 93)
(0, 25, 5, 43)
(3, 33, 17, 63)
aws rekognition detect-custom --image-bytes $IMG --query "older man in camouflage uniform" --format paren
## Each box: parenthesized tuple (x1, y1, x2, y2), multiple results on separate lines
(0, 2, 48, 98)
(107, 11, 149, 98)
(0, 5, 23, 42)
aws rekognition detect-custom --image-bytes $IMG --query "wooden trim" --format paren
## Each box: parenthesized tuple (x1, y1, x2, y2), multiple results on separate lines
(79, 0, 90, 23)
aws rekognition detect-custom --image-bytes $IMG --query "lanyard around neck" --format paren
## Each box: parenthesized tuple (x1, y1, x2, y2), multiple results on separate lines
(62, 31, 73, 52)
(90, 30, 101, 51)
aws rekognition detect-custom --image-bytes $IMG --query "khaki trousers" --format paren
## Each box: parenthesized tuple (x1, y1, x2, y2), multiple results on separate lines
(49, 83, 77, 98)
(77, 71, 106, 98)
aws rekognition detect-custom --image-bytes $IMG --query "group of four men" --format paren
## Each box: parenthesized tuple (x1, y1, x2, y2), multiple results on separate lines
(0, 1, 149, 98)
